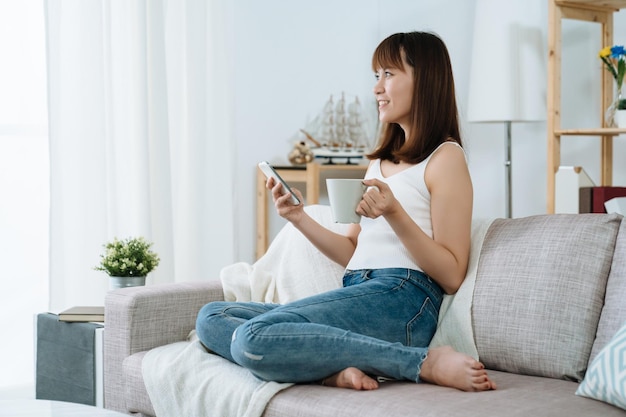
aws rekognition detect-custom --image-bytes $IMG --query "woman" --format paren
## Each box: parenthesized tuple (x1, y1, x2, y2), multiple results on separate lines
(196, 31, 495, 392)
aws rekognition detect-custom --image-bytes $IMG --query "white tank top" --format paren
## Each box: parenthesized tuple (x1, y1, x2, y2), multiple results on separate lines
(346, 142, 463, 271)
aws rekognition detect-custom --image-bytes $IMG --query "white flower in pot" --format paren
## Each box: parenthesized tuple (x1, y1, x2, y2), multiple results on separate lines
(95, 236, 160, 289)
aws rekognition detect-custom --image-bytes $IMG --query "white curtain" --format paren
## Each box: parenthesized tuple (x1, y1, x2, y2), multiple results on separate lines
(44, 0, 236, 310)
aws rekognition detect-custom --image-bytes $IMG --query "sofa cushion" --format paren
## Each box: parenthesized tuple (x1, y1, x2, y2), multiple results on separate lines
(263, 371, 626, 417)
(589, 216, 626, 363)
(576, 319, 626, 410)
(472, 213, 622, 382)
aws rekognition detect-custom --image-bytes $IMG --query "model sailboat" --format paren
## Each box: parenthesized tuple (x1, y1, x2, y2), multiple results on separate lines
(301, 93, 372, 164)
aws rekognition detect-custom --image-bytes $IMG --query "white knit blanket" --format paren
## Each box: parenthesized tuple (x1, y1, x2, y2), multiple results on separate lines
(142, 333, 292, 417)
(220, 205, 350, 304)
(142, 206, 349, 417)
(142, 206, 492, 417)
(429, 218, 494, 359)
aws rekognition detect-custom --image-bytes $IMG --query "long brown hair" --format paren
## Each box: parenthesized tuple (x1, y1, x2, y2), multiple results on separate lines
(367, 32, 462, 164)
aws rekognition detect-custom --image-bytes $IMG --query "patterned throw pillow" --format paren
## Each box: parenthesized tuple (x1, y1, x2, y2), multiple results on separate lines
(576, 320, 626, 410)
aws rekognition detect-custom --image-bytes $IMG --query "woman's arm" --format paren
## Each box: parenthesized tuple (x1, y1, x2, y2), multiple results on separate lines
(358, 145, 472, 294)
(268, 178, 360, 267)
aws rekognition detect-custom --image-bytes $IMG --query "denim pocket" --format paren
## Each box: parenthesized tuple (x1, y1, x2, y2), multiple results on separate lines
(406, 297, 438, 347)
(342, 270, 371, 287)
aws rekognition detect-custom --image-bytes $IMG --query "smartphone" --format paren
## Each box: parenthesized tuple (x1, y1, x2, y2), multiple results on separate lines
(258, 161, 301, 205)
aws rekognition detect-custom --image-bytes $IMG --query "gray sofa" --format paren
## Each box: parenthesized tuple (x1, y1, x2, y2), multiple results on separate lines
(104, 211, 626, 416)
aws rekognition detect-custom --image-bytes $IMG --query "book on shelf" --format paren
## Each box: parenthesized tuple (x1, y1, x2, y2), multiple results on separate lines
(579, 186, 626, 214)
(58, 306, 105, 322)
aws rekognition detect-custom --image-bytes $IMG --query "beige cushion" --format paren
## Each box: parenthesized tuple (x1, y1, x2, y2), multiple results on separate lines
(264, 371, 626, 417)
(472, 213, 622, 381)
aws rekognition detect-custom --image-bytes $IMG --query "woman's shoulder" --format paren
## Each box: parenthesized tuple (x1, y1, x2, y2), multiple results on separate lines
(425, 140, 470, 183)
(436, 139, 463, 151)
(425, 140, 465, 164)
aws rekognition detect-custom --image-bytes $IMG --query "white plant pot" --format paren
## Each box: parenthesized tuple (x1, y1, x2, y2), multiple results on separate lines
(109, 276, 146, 290)
(616, 110, 626, 128)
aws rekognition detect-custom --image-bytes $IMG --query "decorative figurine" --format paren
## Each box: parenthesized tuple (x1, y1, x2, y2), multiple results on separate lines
(288, 140, 314, 165)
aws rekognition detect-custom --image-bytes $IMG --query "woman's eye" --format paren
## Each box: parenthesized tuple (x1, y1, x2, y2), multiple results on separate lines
(374, 71, 392, 81)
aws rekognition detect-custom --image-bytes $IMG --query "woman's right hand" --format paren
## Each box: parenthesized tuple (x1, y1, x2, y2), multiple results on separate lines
(268, 177, 358, 267)
(268, 177, 304, 222)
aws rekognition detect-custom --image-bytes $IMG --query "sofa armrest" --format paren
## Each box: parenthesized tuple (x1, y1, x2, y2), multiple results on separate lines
(103, 280, 224, 412)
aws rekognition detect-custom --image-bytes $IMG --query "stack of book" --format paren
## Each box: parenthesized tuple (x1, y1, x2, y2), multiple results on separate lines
(57, 306, 105, 322)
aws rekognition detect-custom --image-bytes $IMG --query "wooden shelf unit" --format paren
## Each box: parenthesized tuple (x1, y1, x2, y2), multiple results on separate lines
(547, 0, 626, 213)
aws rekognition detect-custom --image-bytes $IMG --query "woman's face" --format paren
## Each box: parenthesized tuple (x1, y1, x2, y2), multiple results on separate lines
(373, 53, 414, 131)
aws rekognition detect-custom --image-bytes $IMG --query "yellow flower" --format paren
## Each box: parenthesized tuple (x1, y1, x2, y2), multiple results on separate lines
(599, 46, 612, 58)
(599, 45, 626, 90)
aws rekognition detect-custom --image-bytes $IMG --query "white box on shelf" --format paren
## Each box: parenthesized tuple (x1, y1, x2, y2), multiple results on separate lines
(555, 166, 594, 214)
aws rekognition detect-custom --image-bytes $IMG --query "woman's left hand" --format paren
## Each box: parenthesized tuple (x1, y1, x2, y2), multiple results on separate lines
(357, 178, 398, 219)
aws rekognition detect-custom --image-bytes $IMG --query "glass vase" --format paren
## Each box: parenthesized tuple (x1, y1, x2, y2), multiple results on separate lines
(605, 84, 624, 127)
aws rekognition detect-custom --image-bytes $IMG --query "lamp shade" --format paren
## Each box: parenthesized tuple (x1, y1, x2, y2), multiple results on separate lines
(467, 0, 546, 123)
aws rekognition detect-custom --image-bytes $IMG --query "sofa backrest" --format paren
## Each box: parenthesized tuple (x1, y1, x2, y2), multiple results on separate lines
(589, 216, 626, 364)
(471, 213, 623, 382)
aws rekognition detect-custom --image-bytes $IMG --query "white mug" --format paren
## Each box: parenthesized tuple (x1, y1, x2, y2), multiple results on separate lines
(326, 178, 367, 223)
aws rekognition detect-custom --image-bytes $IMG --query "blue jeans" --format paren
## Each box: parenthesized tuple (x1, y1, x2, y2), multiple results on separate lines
(195, 268, 443, 383)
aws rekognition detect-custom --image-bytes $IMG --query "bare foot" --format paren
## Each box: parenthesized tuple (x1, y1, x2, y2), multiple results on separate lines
(420, 346, 496, 391)
(322, 367, 379, 390)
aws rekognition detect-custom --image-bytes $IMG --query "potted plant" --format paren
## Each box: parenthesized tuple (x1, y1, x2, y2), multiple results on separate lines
(95, 236, 160, 289)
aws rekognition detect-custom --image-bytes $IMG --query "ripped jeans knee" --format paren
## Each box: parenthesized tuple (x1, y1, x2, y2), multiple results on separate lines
(229, 310, 313, 382)
(230, 320, 277, 381)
